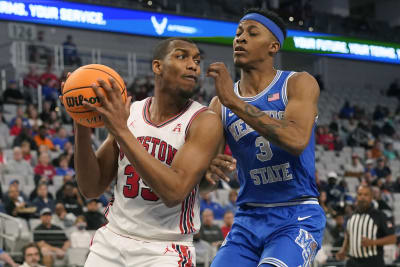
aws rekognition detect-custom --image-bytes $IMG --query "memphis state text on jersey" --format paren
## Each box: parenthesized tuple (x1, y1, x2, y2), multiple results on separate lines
(222, 70, 319, 206)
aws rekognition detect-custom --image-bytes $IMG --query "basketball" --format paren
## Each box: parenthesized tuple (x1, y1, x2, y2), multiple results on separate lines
(62, 64, 127, 128)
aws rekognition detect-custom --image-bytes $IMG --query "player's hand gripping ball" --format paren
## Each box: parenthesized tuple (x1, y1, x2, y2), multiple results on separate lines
(61, 64, 127, 127)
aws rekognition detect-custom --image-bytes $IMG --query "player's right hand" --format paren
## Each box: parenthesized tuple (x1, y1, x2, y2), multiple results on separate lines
(205, 154, 236, 185)
(335, 250, 346, 261)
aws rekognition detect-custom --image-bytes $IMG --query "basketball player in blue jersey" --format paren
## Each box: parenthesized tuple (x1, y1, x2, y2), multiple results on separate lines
(206, 8, 326, 267)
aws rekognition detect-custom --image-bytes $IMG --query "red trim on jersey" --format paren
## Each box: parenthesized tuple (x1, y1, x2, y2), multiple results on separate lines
(180, 188, 197, 234)
(142, 97, 194, 128)
(173, 244, 193, 267)
(184, 107, 208, 139)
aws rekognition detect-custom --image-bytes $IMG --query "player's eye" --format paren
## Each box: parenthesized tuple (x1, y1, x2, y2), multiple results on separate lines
(194, 59, 201, 65)
(177, 54, 185, 59)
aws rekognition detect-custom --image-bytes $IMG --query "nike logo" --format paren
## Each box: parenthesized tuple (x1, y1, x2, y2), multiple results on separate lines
(228, 112, 235, 117)
(297, 216, 311, 221)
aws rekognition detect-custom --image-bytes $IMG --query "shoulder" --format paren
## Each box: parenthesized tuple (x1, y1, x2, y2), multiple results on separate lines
(287, 71, 320, 100)
(186, 108, 223, 140)
(209, 96, 222, 117)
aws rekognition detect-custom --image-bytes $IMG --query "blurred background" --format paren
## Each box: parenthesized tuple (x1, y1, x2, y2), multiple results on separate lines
(0, 0, 399, 266)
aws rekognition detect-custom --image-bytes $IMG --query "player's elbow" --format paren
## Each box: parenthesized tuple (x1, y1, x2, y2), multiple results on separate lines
(288, 140, 308, 156)
(161, 190, 188, 208)
(80, 189, 101, 199)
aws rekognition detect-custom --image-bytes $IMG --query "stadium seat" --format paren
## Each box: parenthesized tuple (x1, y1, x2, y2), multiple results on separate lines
(67, 247, 89, 267)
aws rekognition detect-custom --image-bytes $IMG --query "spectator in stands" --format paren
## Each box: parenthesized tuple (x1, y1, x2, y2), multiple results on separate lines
(344, 153, 364, 178)
(62, 35, 81, 66)
(221, 210, 234, 239)
(328, 212, 345, 248)
(9, 117, 23, 136)
(34, 152, 56, 185)
(55, 155, 75, 176)
(224, 189, 238, 214)
(70, 216, 91, 248)
(371, 141, 383, 159)
(32, 182, 55, 215)
(372, 186, 393, 222)
(21, 140, 35, 166)
(374, 157, 391, 179)
(316, 126, 334, 150)
(34, 126, 56, 151)
(9, 106, 30, 128)
(97, 184, 113, 207)
(199, 209, 224, 248)
(51, 128, 69, 152)
(56, 181, 83, 216)
(0, 110, 9, 148)
(41, 79, 59, 104)
(193, 232, 212, 267)
(33, 208, 70, 267)
(315, 170, 328, 192)
(83, 199, 106, 230)
(27, 107, 43, 132)
(23, 65, 40, 89)
(365, 159, 377, 178)
(4, 183, 34, 218)
(20, 243, 45, 267)
(0, 248, 18, 267)
(326, 171, 344, 207)
(339, 101, 354, 119)
(55, 175, 74, 200)
(13, 127, 37, 151)
(200, 192, 226, 220)
(39, 101, 52, 123)
(28, 30, 52, 65)
(383, 142, 398, 161)
(52, 202, 76, 229)
(3, 146, 34, 178)
(39, 66, 58, 88)
(2, 80, 25, 105)
(5, 179, 28, 202)
(392, 176, 400, 193)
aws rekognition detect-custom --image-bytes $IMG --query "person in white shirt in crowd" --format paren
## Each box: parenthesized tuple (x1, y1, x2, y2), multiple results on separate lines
(3, 146, 34, 178)
(70, 216, 92, 248)
(51, 203, 76, 229)
(344, 153, 364, 178)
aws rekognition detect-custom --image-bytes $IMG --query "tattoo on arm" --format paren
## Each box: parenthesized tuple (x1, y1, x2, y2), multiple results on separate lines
(243, 104, 291, 143)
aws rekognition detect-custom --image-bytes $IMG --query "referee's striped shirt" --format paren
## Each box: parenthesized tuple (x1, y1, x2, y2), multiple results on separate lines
(346, 206, 394, 259)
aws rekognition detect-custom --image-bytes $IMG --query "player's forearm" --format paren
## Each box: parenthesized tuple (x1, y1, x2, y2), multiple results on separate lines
(115, 129, 196, 207)
(229, 101, 308, 156)
(74, 124, 103, 198)
(373, 234, 396, 246)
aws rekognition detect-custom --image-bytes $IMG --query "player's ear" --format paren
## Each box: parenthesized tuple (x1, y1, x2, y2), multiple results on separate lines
(269, 41, 280, 54)
(152, 60, 162, 75)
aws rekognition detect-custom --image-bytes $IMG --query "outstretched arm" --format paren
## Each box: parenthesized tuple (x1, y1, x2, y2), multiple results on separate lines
(208, 63, 319, 156)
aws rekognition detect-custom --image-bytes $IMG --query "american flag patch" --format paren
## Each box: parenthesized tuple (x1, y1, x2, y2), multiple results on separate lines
(267, 92, 280, 101)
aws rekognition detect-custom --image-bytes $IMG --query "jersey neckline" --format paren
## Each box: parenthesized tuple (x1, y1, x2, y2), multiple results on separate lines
(142, 97, 194, 128)
(234, 70, 282, 102)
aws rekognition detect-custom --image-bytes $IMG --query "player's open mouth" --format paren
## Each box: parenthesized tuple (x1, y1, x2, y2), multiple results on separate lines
(183, 75, 198, 82)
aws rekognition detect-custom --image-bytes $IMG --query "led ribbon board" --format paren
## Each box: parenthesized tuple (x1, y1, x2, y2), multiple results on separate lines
(0, 0, 399, 64)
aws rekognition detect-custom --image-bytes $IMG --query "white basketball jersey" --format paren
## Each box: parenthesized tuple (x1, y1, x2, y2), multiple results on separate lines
(106, 97, 207, 242)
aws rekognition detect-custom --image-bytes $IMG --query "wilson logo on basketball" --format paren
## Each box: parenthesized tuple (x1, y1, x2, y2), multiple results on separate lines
(65, 95, 100, 107)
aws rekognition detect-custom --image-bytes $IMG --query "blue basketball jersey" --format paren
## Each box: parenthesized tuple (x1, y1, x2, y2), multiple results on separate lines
(222, 70, 319, 206)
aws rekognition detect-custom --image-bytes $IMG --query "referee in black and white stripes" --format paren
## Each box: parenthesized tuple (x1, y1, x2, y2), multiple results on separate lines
(336, 185, 396, 267)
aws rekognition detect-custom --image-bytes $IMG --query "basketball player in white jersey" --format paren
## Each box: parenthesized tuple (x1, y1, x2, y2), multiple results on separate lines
(71, 38, 225, 267)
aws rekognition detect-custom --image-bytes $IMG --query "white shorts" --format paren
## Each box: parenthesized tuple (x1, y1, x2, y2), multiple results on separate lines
(85, 226, 196, 267)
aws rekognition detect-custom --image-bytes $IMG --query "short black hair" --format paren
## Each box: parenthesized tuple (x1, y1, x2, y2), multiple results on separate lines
(152, 38, 196, 61)
(243, 8, 287, 40)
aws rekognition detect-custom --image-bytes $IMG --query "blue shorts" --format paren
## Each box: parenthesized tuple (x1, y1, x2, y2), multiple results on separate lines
(211, 204, 326, 267)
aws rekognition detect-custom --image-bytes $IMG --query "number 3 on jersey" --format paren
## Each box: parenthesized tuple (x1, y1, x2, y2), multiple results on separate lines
(255, 136, 273, 161)
(123, 165, 159, 201)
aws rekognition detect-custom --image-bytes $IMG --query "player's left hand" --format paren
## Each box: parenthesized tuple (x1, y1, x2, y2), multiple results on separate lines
(83, 78, 132, 137)
(205, 154, 237, 185)
(361, 237, 375, 247)
(207, 62, 238, 108)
